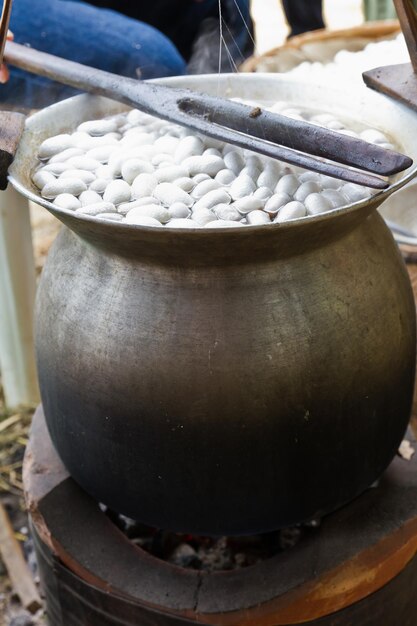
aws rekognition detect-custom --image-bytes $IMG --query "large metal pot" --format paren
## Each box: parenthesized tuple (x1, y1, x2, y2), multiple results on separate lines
(10, 75, 417, 535)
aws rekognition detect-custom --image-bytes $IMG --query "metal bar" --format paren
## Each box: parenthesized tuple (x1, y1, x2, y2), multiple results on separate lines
(176, 94, 412, 177)
(3, 41, 406, 188)
(363, 63, 417, 114)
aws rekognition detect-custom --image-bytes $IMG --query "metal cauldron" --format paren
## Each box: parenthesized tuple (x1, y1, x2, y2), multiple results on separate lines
(10, 75, 417, 535)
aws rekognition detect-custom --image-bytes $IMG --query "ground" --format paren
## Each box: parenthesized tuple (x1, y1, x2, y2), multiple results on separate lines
(0, 401, 45, 626)
(0, 200, 57, 626)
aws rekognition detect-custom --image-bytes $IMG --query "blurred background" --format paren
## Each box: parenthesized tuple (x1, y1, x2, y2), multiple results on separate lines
(253, 0, 370, 53)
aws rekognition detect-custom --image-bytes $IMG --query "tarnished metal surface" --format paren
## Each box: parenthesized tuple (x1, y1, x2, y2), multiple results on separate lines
(177, 94, 410, 179)
(364, 62, 417, 114)
(9, 75, 417, 534)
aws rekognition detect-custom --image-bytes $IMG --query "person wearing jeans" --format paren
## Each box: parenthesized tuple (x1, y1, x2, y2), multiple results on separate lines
(1, 0, 323, 109)
(282, 0, 324, 38)
(2, 0, 186, 108)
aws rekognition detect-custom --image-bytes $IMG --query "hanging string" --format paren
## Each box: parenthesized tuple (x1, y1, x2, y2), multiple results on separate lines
(231, 0, 256, 49)
(222, 17, 245, 66)
(217, 0, 224, 92)
(222, 35, 239, 71)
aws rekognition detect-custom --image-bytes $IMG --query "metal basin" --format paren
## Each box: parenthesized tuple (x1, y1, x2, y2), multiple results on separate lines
(9, 74, 417, 534)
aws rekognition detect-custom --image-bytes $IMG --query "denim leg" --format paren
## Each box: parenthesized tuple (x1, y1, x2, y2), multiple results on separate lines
(65, 0, 220, 61)
(281, 0, 325, 38)
(2, 0, 186, 109)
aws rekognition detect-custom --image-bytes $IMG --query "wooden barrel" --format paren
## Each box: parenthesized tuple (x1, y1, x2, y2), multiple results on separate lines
(241, 20, 401, 73)
(25, 402, 417, 626)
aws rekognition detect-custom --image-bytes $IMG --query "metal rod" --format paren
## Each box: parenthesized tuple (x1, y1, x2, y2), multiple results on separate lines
(177, 95, 411, 177)
(3, 41, 408, 188)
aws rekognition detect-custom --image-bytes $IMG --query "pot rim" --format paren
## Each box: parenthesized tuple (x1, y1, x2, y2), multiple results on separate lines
(9, 73, 417, 237)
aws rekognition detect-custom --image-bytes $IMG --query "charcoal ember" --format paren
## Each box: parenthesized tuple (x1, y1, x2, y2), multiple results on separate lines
(234, 553, 247, 568)
(169, 543, 200, 568)
(107, 511, 323, 571)
(279, 527, 302, 550)
(196, 537, 235, 571)
(146, 530, 177, 560)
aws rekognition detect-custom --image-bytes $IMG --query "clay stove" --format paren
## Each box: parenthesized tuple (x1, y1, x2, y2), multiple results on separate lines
(25, 406, 417, 626)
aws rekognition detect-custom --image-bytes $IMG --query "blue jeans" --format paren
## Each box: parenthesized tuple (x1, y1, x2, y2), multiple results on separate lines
(3, 0, 186, 108)
(2, 0, 252, 109)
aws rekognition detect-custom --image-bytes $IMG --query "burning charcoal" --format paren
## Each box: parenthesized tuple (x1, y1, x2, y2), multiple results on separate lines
(196, 537, 235, 571)
(103, 512, 321, 572)
(234, 553, 248, 568)
(169, 543, 200, 568)
(279, 527, 302, 550)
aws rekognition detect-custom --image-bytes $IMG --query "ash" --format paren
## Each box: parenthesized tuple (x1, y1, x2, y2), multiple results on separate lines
(105, 510, 321, 572)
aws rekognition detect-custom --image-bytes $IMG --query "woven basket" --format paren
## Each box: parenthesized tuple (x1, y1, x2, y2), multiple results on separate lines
(241, 20, 401, 73)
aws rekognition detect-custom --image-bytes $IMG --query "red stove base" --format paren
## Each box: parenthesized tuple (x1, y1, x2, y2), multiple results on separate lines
(25, 406, 417, 626)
